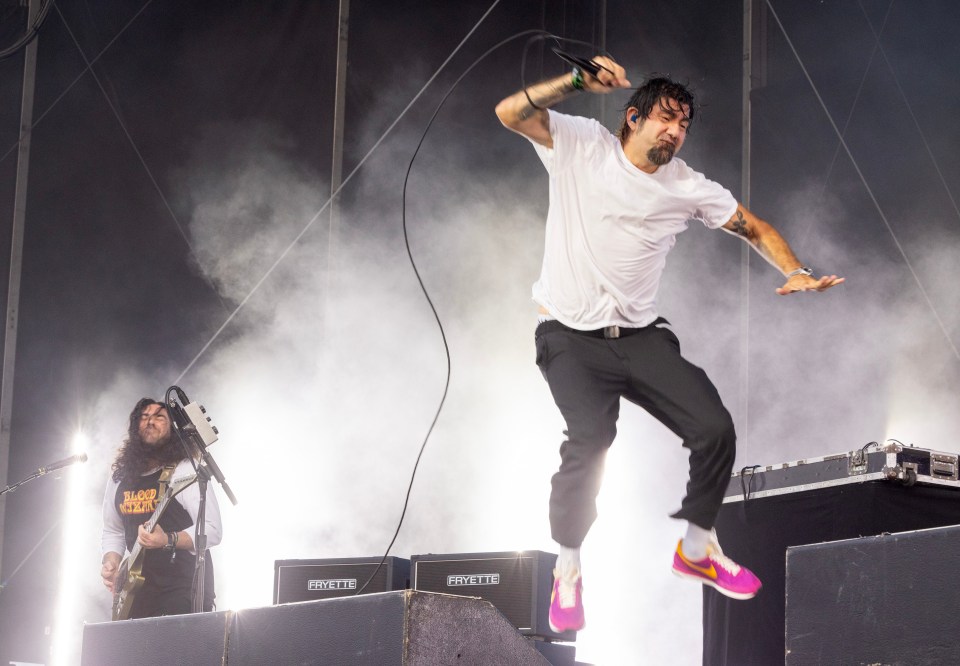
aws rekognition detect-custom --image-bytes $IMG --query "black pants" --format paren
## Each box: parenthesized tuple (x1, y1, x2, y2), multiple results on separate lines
(535, 319, 736, 547)
(128, 553, 216, 619)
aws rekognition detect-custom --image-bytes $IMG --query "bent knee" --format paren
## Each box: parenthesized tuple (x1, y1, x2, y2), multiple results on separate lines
(564, 421, 617, 450)
(689, 411, 736, 449)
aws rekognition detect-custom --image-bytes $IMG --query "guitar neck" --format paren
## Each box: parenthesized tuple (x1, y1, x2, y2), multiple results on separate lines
(127, 493, 174, 561)
(145, 494, 171, 533)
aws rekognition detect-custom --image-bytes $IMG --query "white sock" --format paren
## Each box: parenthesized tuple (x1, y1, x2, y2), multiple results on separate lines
(682, 523, 711, 560)
(556, 545, 581, 580)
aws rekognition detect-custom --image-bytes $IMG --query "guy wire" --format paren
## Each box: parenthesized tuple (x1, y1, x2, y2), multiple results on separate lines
(766, 0, 959, 361)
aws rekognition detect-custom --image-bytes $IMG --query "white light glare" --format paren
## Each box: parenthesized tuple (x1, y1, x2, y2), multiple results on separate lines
(50, 430, 90, 665)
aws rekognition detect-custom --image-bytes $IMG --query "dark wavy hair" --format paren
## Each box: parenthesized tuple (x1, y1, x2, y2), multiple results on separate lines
(111, 397, 187, 482)
(616, 76, 697, 142)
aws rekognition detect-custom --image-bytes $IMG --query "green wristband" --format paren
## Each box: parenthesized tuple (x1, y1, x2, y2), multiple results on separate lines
(571, 66, 584, 90)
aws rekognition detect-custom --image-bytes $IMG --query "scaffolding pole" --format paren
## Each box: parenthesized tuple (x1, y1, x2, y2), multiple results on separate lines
(739, 0, 754, 459)
(326, 0, 349, 312)
(0, 0, 41, 577)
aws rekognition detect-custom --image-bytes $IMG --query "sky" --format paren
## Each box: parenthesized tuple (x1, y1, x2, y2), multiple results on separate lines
(1, 1, 959, 664)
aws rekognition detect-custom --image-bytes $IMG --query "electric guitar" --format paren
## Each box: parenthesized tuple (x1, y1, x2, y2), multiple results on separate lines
(111, 473, 197, 620)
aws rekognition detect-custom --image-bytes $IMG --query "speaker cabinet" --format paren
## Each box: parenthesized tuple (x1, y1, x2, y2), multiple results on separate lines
(410, 550, 573, 641)
(274, 556, 409, 603)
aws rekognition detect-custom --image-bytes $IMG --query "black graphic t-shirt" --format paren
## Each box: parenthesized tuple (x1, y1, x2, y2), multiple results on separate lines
(114, 467, 199, 593)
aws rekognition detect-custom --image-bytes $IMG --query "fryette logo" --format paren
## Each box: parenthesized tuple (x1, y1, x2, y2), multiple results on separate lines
(308, 579, 357, 591)
(447, 574, 500, 586)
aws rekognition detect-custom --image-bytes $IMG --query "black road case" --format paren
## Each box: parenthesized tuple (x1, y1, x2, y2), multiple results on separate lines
(724, 440, 959, 503)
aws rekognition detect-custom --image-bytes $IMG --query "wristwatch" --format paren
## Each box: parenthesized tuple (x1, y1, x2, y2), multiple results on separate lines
(785, 266, 813, 278)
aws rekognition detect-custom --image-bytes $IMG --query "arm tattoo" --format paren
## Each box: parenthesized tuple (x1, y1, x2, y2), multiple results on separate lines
(730, 210, 749, 238)
(522, 76, 578, 117)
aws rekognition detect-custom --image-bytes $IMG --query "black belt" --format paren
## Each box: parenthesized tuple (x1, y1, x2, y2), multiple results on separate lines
(536, 317, 666, 339)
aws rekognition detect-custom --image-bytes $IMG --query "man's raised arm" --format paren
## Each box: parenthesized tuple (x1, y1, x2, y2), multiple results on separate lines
(494, 55, 631, 148)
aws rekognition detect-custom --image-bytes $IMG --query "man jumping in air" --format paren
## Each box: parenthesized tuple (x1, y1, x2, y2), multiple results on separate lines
(495, 56, 843, 632)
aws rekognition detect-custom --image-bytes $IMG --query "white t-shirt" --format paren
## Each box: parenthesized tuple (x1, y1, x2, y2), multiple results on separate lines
(531, 110, 738, 329)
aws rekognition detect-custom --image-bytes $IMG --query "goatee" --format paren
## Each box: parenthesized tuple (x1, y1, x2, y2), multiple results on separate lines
(647, 143, 675, 166)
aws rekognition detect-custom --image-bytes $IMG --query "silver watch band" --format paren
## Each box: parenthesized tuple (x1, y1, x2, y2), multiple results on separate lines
(785, 266, 813, 278)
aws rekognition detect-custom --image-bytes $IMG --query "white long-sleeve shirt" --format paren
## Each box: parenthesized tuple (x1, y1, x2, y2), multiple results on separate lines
(101, 458, 222, 557)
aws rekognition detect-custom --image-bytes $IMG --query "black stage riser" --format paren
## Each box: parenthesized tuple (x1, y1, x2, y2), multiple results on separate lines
(702, 481, 960, 665)
(81, 590, 576, 666)
(786, 524, 960, 666)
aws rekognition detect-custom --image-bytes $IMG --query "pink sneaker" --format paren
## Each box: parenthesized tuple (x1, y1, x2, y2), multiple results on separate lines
(548, 569, 585, 633)
(672, 540, 762, 600)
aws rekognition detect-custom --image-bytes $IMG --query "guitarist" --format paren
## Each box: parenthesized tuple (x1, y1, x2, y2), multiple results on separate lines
(99, 398, 223, 618)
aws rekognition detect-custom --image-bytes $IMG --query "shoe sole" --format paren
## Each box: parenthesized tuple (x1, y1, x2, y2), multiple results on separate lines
(671, 567, 760, 600)
(549, 618, 585, 633)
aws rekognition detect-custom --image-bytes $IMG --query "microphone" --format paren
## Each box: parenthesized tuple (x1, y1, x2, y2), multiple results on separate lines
(38, 452, 88, 475)
(173, 386, 190, 406)
(552, 48, 607, 77)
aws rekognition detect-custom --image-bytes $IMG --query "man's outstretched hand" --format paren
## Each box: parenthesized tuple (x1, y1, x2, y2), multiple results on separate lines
(776, 274, 845, 295)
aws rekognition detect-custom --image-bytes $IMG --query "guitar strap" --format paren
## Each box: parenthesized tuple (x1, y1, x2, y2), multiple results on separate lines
(157, 464, 176, 497)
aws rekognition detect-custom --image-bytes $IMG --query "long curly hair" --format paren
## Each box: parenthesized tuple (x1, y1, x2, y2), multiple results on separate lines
(111, 397, 188, 482)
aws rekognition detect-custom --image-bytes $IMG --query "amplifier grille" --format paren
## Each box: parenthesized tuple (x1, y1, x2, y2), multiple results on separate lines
(414, 554, 534, 629)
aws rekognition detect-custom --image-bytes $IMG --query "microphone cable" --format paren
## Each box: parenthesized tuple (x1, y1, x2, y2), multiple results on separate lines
(356, 29, 616, 594)
(0, 0, 54, 60)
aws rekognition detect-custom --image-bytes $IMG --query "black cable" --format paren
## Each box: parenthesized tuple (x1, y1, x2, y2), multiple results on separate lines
(355, 30, 616, 595)
(164, 386, 202, 476)
(739, 464, 761, 501)
(850, 439, 878, 469)
(520, 33, 612, 96)
(0, 0, 54, 60)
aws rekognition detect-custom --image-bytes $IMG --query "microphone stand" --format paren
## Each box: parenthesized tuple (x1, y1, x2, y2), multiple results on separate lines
(191, 460, 212, 613)
(1, 457, 85, 496)
(1, 457, 85, 593)
(166, 387, 238, 615)
(0, 472, 41, 495)
(0, 471, 43, 496)
(185, 432, 237, 613)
